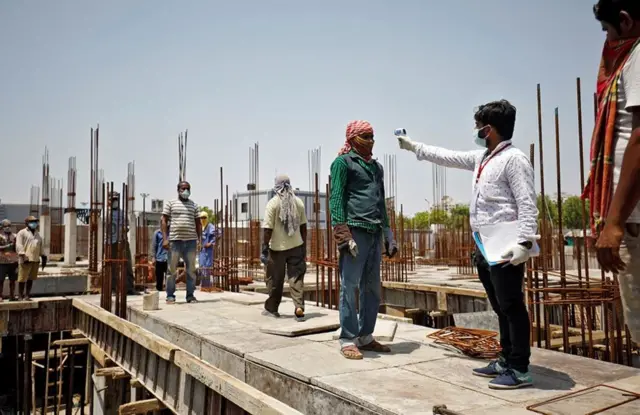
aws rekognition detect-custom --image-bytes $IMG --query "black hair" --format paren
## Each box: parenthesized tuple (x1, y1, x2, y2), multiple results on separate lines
(474, 100, 516, 139)
(177, 181, 190, 190)
(594, 0, 640, 33)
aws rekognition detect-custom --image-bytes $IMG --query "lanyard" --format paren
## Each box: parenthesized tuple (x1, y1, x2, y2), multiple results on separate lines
(475, 145, 511, 184)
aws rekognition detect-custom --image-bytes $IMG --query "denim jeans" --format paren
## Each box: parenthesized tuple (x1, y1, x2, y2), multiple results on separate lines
(166, 240, 197, 300)
(339, 227, 382, 347)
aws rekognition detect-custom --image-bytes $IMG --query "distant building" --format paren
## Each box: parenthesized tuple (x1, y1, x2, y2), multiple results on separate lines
(232, 189, 328, 228)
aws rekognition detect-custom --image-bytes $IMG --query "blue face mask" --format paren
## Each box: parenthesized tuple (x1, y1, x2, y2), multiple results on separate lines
(28, 222, 38, 230)
(180, 190, 191, 199)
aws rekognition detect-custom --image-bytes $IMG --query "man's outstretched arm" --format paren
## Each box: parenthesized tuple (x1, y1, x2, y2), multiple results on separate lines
(397, 136, 480, 171)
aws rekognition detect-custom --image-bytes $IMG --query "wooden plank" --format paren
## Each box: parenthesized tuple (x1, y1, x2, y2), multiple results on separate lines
(0, 301, 39, 311)
(72, 298, 177, 361)
(91, 344, 114, 368)
(174, 350, 303, 415)
(382, 281, 487, 298)
(52, 338, 90, 347)
(119, 399, 163, 414)
(96, 367, 129, 379)
(130, 379, 143, 388)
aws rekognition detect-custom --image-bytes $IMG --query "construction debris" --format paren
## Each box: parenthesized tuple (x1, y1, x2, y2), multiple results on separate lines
(427, 326, 502, 359)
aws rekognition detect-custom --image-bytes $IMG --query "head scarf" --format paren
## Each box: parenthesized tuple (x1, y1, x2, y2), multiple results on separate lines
(273, 174, 300, 236)
(338, 120, 375, 161)
(583, 38, 640, 234)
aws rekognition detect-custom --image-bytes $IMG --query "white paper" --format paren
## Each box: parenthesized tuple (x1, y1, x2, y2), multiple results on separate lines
(477, 221, 539, 265)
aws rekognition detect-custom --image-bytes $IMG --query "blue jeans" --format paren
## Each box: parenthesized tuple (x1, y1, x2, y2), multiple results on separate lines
(166, 240, 197, 300)
(339, 227, 382, 347)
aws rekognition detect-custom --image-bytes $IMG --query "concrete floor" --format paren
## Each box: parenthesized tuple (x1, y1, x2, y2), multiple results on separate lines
(79, 290, 640, 415)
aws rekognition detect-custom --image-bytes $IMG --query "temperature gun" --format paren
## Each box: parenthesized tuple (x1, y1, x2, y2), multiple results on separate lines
(394, 128, 407, 137)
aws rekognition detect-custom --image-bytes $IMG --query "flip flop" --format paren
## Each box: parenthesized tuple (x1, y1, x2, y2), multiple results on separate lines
(340, 345, 363, 360)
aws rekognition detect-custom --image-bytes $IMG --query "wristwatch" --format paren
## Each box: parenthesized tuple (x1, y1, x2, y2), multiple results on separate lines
(519, 241, 533, 250)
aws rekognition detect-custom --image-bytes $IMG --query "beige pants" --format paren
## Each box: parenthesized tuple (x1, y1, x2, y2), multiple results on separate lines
(18, 262, 39, 282)
(619, 229, 640, 343)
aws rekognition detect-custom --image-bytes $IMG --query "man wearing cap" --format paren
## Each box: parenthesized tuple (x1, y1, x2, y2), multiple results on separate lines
(0, 219, 19, 301)
(109, 191, 137, 295)
(15, 216, 46, 300)
(329, 120, 398, 360)
(261, 174, 308, 320)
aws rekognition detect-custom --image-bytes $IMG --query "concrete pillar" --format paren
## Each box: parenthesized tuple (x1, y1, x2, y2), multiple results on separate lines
(40, 214, 51, 256)
(64, 211, 77, 266)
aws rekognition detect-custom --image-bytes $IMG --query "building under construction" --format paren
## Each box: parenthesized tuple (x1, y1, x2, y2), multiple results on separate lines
(2, 80, 640, 414)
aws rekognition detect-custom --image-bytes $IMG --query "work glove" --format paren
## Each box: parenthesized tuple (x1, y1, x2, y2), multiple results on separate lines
(383, 228, 398, 258)
(260, 244, 270, 265)
(397, 136, 418, 153)
(333, 224, 358, 257)
(41, 255, 48, 270)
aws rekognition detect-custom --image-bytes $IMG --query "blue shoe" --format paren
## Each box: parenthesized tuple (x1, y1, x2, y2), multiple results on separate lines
(472, 359, 506, 378)
(488, 368, 533, 389)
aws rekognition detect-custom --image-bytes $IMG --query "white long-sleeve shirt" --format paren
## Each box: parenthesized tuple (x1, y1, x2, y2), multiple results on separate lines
(414, 140, 538, 243)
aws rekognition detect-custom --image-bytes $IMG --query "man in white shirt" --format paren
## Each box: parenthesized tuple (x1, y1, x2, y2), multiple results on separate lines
(588, 0, 640, 342)
(397, 100, 538, 390)
(261, 175, 308, 320)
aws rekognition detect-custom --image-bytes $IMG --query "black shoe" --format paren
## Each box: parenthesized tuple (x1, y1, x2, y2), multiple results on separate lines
(187, 297, 198, 304)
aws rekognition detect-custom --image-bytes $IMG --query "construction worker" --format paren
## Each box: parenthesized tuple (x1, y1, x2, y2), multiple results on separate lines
(260, 174, 308, 320)
(0, 219, 19, 301)
(329, 120, 398, 360)
(161, 181, 201, 304)
(15, 216, 46, 300)
(109, 191, 138, 295)
(397, 100, 538, 389)
(152, 223, 169, 291)
(588, 0, 640, 342)
(198, 211, 218, 289)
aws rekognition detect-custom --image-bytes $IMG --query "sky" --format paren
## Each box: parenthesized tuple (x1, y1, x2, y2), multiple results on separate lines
(0, 1, 604, 215)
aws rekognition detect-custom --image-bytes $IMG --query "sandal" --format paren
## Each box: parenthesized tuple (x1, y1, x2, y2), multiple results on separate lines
(359, 340, 391, 353)
(340, 345, 363, 360)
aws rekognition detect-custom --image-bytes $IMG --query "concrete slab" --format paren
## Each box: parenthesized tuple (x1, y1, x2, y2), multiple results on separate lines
(246, 342, 387, 383)
(605, 374, 640, 393)
(403, 356, 582, 404)
(530, 348, 640, 385)
(331, 319, 397, 342)
(314, 367, 505, 415)
(525, 384, 640, 415)
(200, 329, 311, 356)
(321, 339, 449, 368)
(453, 310, 500, 332)
(258, 304, 341, 337)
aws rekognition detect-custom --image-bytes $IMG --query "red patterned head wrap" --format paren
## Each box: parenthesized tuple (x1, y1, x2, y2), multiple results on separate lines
(338, 120, 375, 161)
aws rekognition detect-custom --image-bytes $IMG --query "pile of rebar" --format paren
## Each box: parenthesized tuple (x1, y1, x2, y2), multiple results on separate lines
(427, 327, 502, 359)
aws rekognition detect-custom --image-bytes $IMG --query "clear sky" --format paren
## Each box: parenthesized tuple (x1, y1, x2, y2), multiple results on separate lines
(0, 1, 604, 215)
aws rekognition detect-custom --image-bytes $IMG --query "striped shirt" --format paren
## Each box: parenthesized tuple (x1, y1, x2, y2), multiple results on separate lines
(329, 152, 390, 231)
(162, 198, 199, 241)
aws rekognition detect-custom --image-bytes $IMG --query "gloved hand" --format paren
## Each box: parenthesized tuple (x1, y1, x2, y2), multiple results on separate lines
(383, 227, 398, 258)
(41, 255, 48, 270)
(397, 136, 418, 153)
(333, 224, 358, 257)
(260, 244, 269, 265)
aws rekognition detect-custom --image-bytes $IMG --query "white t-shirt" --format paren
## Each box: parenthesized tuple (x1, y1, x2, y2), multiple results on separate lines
(614, 44, 640, 223)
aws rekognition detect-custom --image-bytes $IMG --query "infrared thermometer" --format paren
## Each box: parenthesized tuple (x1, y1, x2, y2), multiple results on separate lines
(394, 128, 407, 137)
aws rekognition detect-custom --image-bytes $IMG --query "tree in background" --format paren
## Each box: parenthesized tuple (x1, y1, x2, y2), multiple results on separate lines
(412, 211, 431, 229)
(429, 208, 449, 225)
(537, 195, 558, 227)
(561, 196, 590, 230)
(447, 204, 470, 228)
